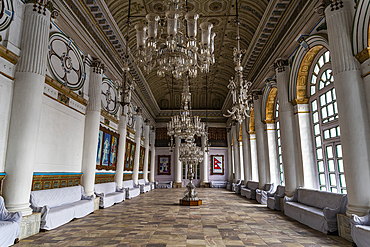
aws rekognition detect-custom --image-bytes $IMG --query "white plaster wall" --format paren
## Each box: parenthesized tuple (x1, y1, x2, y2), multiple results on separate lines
(0, 76, 13, 172)
(1, 0, 23, 55)
(34, 95, 85, 172)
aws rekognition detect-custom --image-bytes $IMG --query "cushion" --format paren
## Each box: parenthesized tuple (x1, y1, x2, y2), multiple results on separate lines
(30, 186, 83, 209)
(94, 182, 117, 194)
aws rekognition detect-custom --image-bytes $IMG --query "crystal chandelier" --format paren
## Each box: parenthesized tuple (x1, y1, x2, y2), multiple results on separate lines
(223, 4, 253, 124)
(134, 0, 216, 79)
(167, 76, 206, 148)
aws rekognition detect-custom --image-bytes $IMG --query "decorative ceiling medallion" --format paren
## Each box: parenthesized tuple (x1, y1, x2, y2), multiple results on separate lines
(101, 78, 119, 115)
(209, 2, 223, 12)
(47, 33, 85, 91)
(153, 3, 166, 13)
(208, 19, 220, 27)
(186, 3, 195, 12)
(0, 0, 13, 32)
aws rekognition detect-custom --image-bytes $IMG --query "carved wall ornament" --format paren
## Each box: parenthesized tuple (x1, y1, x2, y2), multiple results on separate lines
(25, 0, 58, 17)
(101, 78, 119, 115)
(273, 58, 289, 73)
(47, 33, 86, 90)
(0, 0, 13, 33)
(92, 58, 104, 74)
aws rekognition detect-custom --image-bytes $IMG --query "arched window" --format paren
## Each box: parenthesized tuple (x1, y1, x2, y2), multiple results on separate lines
(275, 99, 284, 185)
(309, 49, 346, 193)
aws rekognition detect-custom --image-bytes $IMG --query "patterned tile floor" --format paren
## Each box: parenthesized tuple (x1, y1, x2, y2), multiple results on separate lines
(19, 188, 352, 247)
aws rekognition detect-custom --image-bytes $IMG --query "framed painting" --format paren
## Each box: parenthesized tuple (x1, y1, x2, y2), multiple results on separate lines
(211, 155, 224, 175)
(96, 125, 119, 171)
(139, 146, 145, 171)
(96, 130, 103, 166)
(148, 150, 151, 171)
(158, 155, 171, 175)
(129, 142, 136, 171)
(124, 140, 132, 170)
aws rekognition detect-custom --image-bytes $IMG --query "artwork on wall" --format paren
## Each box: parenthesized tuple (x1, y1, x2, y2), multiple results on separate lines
(139, 146, 145, 171)
(96, 125, 119, 171)
(124, 139, 136, 171)
(148, 150, 151, 171)
(158, 155, 171, 175)
(211, 155, 224, 175)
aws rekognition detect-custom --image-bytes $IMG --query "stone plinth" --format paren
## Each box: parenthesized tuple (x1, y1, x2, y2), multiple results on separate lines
(19, 212, 41, 240)
(337, 214, 353, 242)
(200, 182, 210, 188)
(94, 197, 100, 211)
(173, 182, 182, 188)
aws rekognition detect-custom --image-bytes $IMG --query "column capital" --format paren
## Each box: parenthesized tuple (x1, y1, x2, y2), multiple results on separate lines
(91, 58, 104, 74)
(24, 0, 59, 18)
(273, 58, 289, 73)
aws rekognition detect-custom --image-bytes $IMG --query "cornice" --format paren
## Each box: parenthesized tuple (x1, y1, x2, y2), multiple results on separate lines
(0, 44, 19, 65)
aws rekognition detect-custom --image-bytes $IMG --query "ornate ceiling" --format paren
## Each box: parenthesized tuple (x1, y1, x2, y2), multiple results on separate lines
(104, 0, 269, 111)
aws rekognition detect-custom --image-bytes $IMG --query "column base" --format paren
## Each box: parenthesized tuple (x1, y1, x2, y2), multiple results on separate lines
(19, 212, 41, 240)
(173, 182, 182, 188)
(180, 199, 202, 206)
(94, 197, 100, 211)
(347, 204, 370, 217)
(6, 203, 33, 217)
(337, 214, 353, 243)
(200, 182, 210, 188)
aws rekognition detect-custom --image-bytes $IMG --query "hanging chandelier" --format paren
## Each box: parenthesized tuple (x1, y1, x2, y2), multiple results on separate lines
(179, 139, 204, 164)
(167, 76, 207, 148)
(223, 2, 253, 124)
(134, 0, 216, 79)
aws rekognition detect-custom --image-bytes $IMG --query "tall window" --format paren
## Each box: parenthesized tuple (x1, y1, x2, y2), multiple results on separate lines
(275, 99, 284, 185)
(309, 50, 346, 194)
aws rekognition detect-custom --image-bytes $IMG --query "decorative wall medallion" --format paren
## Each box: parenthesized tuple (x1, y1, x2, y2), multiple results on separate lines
(47, 33, 86, 91)
(101, 78, 119, 115)
(153, 3, 166, 13)
(209, 2, 223, 11)
(208, 19, 220, 27)
(0, 0, 13, 32)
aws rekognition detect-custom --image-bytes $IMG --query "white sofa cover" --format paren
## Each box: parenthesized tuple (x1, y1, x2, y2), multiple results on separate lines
(29, 185, 94, 230)
(0, 196, 22, 247)
(122, 180, 140, 199)
(94, 182, 125, 208)
(284, 188, 347, 234)
(351, 210, 370, 247)
(138, 179, 151, 193)
(241, 181, 259, 199)
(232, 180, 244, 194)
(155, 181, 173, 189)
(210, 181, 228, 188)
(267, 185, 285, 210)
(256, 183, 274, 204)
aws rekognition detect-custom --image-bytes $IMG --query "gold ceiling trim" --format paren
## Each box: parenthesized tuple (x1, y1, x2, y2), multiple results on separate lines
(355, 47, 370, 64)
(249, 108, 255, 134)
(0, 44, 18, 65)
(265, 87, 277, 122)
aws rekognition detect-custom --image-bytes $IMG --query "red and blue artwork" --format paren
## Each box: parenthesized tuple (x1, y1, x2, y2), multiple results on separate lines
(211, 155, 224, 175)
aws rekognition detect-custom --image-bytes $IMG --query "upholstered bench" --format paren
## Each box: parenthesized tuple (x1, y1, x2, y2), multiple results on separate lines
(241, 181, 259, 199)
(232, 179, 242, 193)
(351, 210, 370, 247)
(29, 185, 94, 230)
(284, 188, 347, 234)
(0, 196, 22, 246)
(256, 183, 274, 204)
(267, 185, 285, 211)
(138, 179, 151, 193)
(94, 182, 125, 208)
(122, 180, 140, 199)
(210, 181, 228, 188)
(155, 181, 173, 189)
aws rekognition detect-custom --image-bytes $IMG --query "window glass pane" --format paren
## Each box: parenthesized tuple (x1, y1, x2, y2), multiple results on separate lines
(320, 94, 326, 106)
(279, 156, 282, 163)
(338, 159, 344, 173)
(324, 130, 330, 139)
(321, 70, 327, 81)
(326, 146, 333, 158)
(310, 86, 316, 96)
(340, 174, 346, 187)
(278, 147, 281, 154)
(327, 104, 334, 117)
(311, 100, 317, 112)
(328, 160, 335, 172)
(313, 112, 319, 124)
(314, 124, 320, 135)
(312, 74, 317, 84)
(318, 161, 325, 172)
(336, 145, 342, 158)
(330, 127, 336, 137)
(321, 107, 328, 119)
(315, 136, 321, 147)
(332, 88, 336, 100)
(330, 174, 337, 186)
(337, 126, 341, 136)
(277, 138, 281, 146)
(276, 121, 279, 129)
(331, 187, 338, 193)
(318, 55, 324, 67)
(326, 91, 332, 103)
(317, 148, 323, 160)
(320, 186, 327, 191)
(342, 189, 347, 194)
(319, 174, 326, 185)
(319, 81, 325, 90)
(314, 64, 320, 74)
(325, 51, 330, 63)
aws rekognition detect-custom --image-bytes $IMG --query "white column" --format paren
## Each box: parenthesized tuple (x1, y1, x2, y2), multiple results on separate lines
(254, 97, 270, 188)
(326, 0, 370, 216)
(266, 122, 280, 186)
(143, 123, 150, 183)
(132, 114, 143, 185)
(249, 133, 259, 181)
(231, 124, 240, 181)
(81, 59, 103, 196)
(149, 128, 156, 183)
(274, 59, 304, 196)
(174, 137, 182, 184)
(227, 128, 233, 183)
(297, 104, 317, 189)
(115, 106, 128, 188)
(2, 4, 51, 215)
(241, 121, 252, 183)
(201, 135, 209, 183)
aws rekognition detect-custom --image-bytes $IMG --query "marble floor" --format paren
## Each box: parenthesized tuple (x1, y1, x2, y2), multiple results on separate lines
(18, 188, 352, 247)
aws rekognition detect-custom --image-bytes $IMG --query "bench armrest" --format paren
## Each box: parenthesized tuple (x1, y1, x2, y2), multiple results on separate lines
(95, 192, 105, 198)
(267, 192, 275, 197)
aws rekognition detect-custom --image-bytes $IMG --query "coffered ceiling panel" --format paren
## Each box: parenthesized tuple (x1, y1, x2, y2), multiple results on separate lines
(105, 0, 269, 111)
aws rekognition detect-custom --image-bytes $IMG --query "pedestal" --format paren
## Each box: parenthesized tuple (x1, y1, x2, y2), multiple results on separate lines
(200, 182, 210, 188)
(94, 197, 100, 211)
(19, 213, 41, 240)
(173, 182, 182, 188)
(180, 199, 202, 206)
(337, 214, 353, 242)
